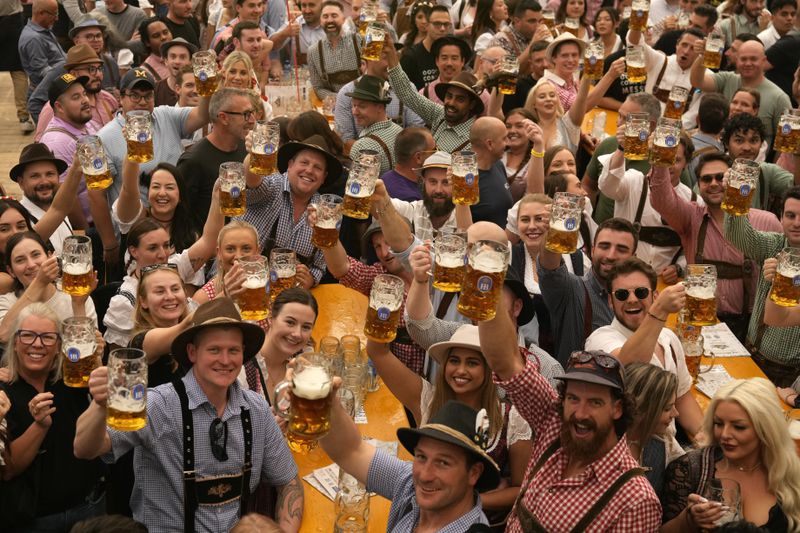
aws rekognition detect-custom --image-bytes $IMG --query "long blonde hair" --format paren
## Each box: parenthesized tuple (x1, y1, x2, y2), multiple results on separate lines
(703, 378, 800, 531)
(1, 303, 61, 384)
(624, 363, 677, 445)
(524, 79, 565, 122)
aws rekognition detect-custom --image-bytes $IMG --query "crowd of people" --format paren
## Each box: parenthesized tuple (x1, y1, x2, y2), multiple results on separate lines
(2, 0, 800, 530)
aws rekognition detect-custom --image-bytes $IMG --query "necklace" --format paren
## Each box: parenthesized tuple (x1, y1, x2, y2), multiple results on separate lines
(723, 458, 762, 473)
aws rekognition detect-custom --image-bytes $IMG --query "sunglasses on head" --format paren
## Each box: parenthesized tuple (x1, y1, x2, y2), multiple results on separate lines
(612, 287, 651, 301)
(699, 172, 725, 184)
(140, 263, 178, 276)
(568, 351, 620, 371)
(209, 418, 228, 461)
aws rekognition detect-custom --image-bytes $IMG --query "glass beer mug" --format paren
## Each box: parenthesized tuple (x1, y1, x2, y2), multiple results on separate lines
(770, 247, 800, 307)
(312, 194, 343, 249)
(125, 110, 153, 163)
(584, 41, 604, 81)
(629, 0, 650, 32)
(541, 9, 555, 30)
(250, 121, 280, 175)
(774, 109, 800, 155)
(219, 162, 246, 216)
(721, 158, 759, 216)
(362, 23, 385, 62)
(649, 117, 681, 167)
(76, 135, 112, 190)
(274, 354, 334, 452)
(684, 264, 718, 326)
(564, 17, 580, 35)
(335, 469, 370, 533)
(364, 274, 404, 343)
(237, 255, 270, 321)
(626, 45, 647, 83)
(359, 1, 378, 36)
(342, 162, 379, 219)
(624, 112, 650, 160)
(269, 248, 297, 304)
(545, 192, 582, 254)
(664, 86, 689, 120)
(61, 235, 93, 296)
(433, 231, 467, 293)
(452, 150, 480, 205)
(498, 56, 520, 95)
(704, 31, 724, 70)
(192, 50, 219, 97)
(62, 316, 99, 388)
(107, 348, 148, 431)
(457, 240, 510, 321)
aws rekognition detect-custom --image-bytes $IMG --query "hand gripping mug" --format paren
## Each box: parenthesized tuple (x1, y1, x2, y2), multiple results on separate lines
(61, 235, 93, 296)
(629, 0, 650, 31)
(237, 255, 270, 321)
(219, 162, 247, 216)
(457, 240, 510, 321)
(192, 50, 219, 97)
(249, 121, 280, 175)
(704, 31, 725, 70)
(545, 192, 582, 254)
(625, 45, 647, 84)
(62, 316, 99, 388)
(433, 231, 467, 293)
(684, 264, 718, 326)
(274, 354, 334, 452)
(107, 348, 148, 431)
(624, 112, 650, 161)
(342, 162, 379, 219)
(269, 248, 297, 304)
(312, 194, 344, 249)
(770, 247, 800, 307)
(721, 158, 759, 216)
(125, 110, 153, 163)
(584, 41, 604, 81)
(364, 274, 405, 343)
(76, 135, 112, 190)
(649, 117, 681, 167)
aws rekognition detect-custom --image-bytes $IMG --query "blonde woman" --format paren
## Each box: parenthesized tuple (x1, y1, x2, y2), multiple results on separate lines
(661, 378, 800, 532)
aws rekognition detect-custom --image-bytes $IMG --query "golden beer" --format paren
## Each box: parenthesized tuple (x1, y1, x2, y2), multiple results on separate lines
(312, 222, 340, 249)
(194, 73, 219, 97)
(358, 19, 368, 36)
(721, 183, 755, 216)
(364, 305, 402, 343)
(238, 278, 269, 321)
(220, 187, 246, 217)
(685, 355, 701, 383)
(564, 18, 580, 35)
(625, 133, 649, 160)
(126, 138, 154, 163)
(62, 263, 93, 296)
(452, 171, 479, 205)
(63, 349, 99, 388)
(686, 287, 717, 326)
(584, 56, 603, 81)
(542, 14, 555, 30)
(650, 141, 678, 167)
(362, 39, 384, 62)
(285, 365, 333, 452)
(249, 151, 278, 176)
(703, 49, 722, 70)
(664, 98, 687, 120)
(770, 270, 800, 307)
(545, 219, 579, 254)
(269, 273, 296, 304)
(457, 265, 505, 321)
(626, 64, 647, 83)
(107, 403, 147, 432)
(629, 8, 649, 31)
(774, 123, 800, 154)
(85, 170, 113, 190)
(498, 75, 518, 95)
(342, 192, 371, 219)
(433, 258, 465, 293)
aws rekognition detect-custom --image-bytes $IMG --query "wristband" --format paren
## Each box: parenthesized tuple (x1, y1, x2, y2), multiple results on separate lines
(647, 310, 666, 322)
(530, 148, 545, 158)
(617, 144, 625, 152)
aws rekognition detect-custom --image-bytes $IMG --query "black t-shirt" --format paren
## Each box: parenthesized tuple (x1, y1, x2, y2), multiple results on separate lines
(154, 78, 178, 107)
(602, 48, 646, 105)
(653, 29, 682, 56)
(766, 35, 800, 107)
(471, 160, 513, 228)
(400, 42, 438, 90)
(129, 331, 185, 388)
(501, 75, 537, 115)
(164, 17, 201, 49)
(177, 137, 248, 231)
(1, 378, 104, 516)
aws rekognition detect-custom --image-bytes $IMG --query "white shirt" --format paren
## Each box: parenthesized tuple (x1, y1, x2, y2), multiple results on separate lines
(390, 198, 457, 243)
(597, 152, 703, 273)
(19, 197, 72, 256)
(0, 290, 97, 328)
(757, 26, 782, 50)
(648, 0, 680, 28)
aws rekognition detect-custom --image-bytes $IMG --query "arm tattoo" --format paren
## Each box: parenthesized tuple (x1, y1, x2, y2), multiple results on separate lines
(276, 475, 304, 525)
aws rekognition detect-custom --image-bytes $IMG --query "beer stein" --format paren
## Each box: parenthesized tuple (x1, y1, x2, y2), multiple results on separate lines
(625, 45, 647, 84)
(237, 255, 270, 321)
(249, 121, 280, 175)
(62, 316, 98, 388)
(457, 239, 510, 321)
(702, 479, 743, 526)
(337, 387, 356, 419)
(624, 112, 651, 161)
(322, 95, 336, 129)
(684, 264, 718, 326)
(541, 9, 556, 29)
(107, 348, 148, 431)
(584, 41, 604, 81)
(342, 162, 379, 219)
(335, 469, 370, 533)
(545, 192, 583, 254)
(364, 274, 404, 343)
(269, 248, 297, 304)
(219, 162, 247, 216)
(774, 109, 800, 155)
(340, 335, 364, 365)
(676, 9, 690, 28)
(76, 135, 112, 190)
(564, 17, 580, 35)
(649, 117, 681, 167)
(451, 150, 480, 205)
(664, 86, 690, 120)
(274, 354, 334, 452)
(192, 50, 219, 97)
(357, 149, 381, 169)
(320, 336, 344, 377)
(498, 56, 520, 95)
(125, 110, 153, 163)
(61, 235, 93, 296)
(721, 158, 759, 216)
(704, 31, 724, 70)
(433, 232, 467, 293)
(629, 0, 650, 31)
(770, 247, 800, 307)
(359, 1, 378, 37)
(362, 23, 385, 62)
(343, 362, 368, 412)
(313, 194, 344, 249)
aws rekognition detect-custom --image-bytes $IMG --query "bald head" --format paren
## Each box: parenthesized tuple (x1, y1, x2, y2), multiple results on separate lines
(736, 40, 766, 81)
(470, 117, 507, 161)
(467, 221, 507, 244)
(32, 0, 58, 27)
(480, 46, 507, 76)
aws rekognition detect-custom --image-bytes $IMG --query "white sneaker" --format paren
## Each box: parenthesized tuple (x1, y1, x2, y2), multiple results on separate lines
(19, 118, 35, 134)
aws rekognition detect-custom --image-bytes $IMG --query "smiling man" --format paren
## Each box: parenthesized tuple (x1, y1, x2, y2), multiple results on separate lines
(347, 75, 402, 173)
(307, 0, 361, 100)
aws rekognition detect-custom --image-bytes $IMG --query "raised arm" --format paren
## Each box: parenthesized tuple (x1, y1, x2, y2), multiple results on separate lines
(139, 312, 195, 365)
(524, 120, 545, 194)
(370, 180, 414, 252)
(366, 339, 423, 423)
(477, 281, 524, 380)
(649, 164, 693, 235)
(383, 36, 443, 124)
(405, 243, 434, 321)
(183, 94, 211, 136)
(34, 158, 83, 242)
(186, 181, 225, 272)
(275, 476, 304, 533)
(0, 257, 60, 343)
(597, 129, 630, 202)
(305, 205, 350, 278)
(74, 366, 113, 460)
(115, 157, 144, 224)
(690, 38, 717, 93)
(567, 76, 592, 128)
(584, 58, 625, 112)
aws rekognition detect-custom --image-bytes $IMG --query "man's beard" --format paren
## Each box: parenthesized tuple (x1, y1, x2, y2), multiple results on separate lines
(559, 414, 614, 463)
(86, 84, 101, 95)
(422, 189, 454, 218)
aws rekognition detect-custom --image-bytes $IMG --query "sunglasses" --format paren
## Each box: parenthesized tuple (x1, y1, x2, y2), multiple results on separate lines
(612, 287, 651, 301)
(209, 418, 228, 461)
(16, 330, 61, 346)
(568, 351, 620, 371)
(699, 172, 725, 184)
(140, 263, 178, 276)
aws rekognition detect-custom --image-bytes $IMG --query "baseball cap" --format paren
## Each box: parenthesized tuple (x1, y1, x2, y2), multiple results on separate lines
(48, 72, 89, 109)
(119, 67, 156, 91)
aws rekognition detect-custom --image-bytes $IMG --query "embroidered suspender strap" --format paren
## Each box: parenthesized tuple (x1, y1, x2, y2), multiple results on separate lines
(568, 467, 648, 532)
(173, 378, 198, 533)
(43, 126, 79, 140)
(652, 56, 671, 103)
(582, 282, 593, 341)
(352, 33, 361, 63)
(239, 407, 253, 518)
(365, 134, 394, 167)
(318, 39, 327, 82)
(450, 139, 470, 154)
(435, 291, 457, 319)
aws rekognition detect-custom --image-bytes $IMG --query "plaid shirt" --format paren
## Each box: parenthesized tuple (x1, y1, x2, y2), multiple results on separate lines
(340, 257, 426, 375)
(724, 213, 800, 365)
(351, 119, 403, 175)
(308, 31, 361, 100)
(388, 65, 475, 153)
(239, 172, 326, 284)
(489, 26, 530, 57)
(496, 359, 662, 532)
(543, 71, 578, 112)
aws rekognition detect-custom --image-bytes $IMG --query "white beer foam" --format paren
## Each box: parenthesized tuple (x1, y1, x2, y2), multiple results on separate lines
(243, 277, 267, 289)
(316, 219, 339, 229)
(109, 396, 146, 411)
(293, 365, 332, 399)
(686, 286, 715, 299)
(63, 263, 92, 275)
(437, 255, 465, 269)
(471, 253, 506, 273)
(779, 266, 800, 278)
(549, 219, 577, 232)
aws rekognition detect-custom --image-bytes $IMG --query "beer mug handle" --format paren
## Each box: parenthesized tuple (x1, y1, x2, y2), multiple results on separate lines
(274, 380, 292, 419)
(699, 348, 715, 375)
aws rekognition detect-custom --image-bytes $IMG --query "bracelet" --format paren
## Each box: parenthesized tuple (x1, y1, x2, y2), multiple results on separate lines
(530, 148, 545, 158)
(617, 144, 625, 152)
(647, 310, 666, 322)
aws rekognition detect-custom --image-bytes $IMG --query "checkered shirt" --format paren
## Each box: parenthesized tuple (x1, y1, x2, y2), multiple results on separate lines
(724, 213, 800, 365)
(308, 31, 362, 100)
(543, 71, 578, 112)
(340, 256, 426, 375)
(489, 27, 529, 57)
(238, 172, 326, 284)
(104, 370, 298, 532)
(496, 359, 662, 532)
(351, 119, 404, 175)
(388, 65, 475, 153)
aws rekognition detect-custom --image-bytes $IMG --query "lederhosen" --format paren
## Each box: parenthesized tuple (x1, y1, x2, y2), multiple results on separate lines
(651, 56, 695, 110)
(695, 215, 752, 340)
(484, 404, 513, 530)
(365, 131, 394, 169)
(317, 33, 361, 87)
(633, 178, 687, 265)
(510, 440, 646, 532)
(757, 169, 783, 217)
(173, 379, 253, 533)
(295, 34, 308, 66)
(745, 305, 800, 387)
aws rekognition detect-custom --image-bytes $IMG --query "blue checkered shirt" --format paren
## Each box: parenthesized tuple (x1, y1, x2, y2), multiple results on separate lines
(104, 370, 298, 533)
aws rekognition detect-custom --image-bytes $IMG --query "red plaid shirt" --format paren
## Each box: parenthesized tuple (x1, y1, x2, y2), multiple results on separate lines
(496, 359, 662, 532)
(339, 257, 426, 376)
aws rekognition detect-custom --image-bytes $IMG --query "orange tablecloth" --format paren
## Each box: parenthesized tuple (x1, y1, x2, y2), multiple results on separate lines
(581, 107, 619, 137)
(297, 285, 411, 532)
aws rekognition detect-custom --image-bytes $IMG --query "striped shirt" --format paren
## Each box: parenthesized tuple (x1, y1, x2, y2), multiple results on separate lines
(388, 66, 475, 153)
(724, 213, 800, 365)
(351, 119, 403, 174)
(307, 32, 361, 100)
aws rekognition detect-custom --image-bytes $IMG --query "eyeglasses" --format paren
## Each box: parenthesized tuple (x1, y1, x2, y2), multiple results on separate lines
(698, 172, 725, 184)
(222, 109, 257, 121)
(74, 65, 103, 74)
(16, 330, 61, 347)
(125, 91, 155, 103)
(568, 351, 620, 371)
(209, 418, 228, 461)
(430, 21, 451, 28)
(140, 263, 178, 277)
(612, 286, 651, 301)
(80, 32, 104, 41)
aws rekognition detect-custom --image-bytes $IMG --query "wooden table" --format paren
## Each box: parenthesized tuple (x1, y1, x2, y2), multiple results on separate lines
(296, 285, 411, 532)
(581, 107, 619, 137)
